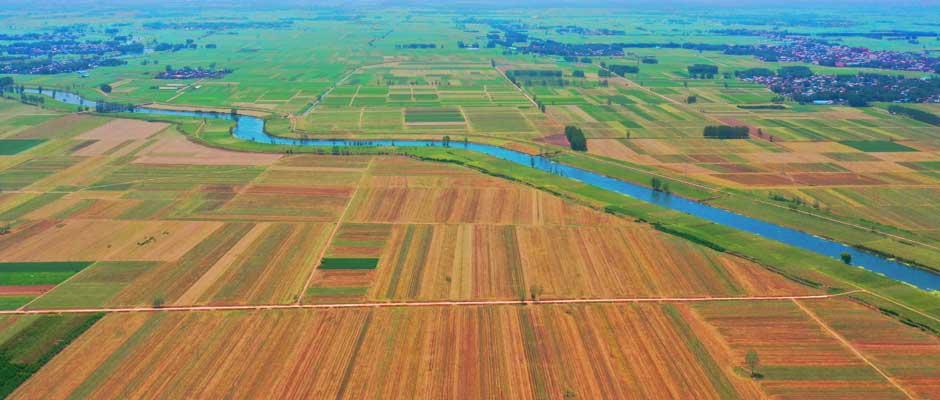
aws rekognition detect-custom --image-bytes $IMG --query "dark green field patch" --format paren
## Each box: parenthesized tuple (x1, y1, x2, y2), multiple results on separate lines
(0, 261, 92, 286)
(318, 257, 379, 270)
(0, 139, 45, 155)
(608, 95, 634, 105)
(306, 286, 369, 297)
(900, 161, 940, 171)
(0, 296, 32, 310)
(840, 141, 917, 153)
(619, 119, 642, 129)
(0, 313, 104, 398)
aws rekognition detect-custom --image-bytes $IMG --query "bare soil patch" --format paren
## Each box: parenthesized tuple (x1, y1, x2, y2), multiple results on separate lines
(73, 120, 167, 156)
(134, 136, 281, 166)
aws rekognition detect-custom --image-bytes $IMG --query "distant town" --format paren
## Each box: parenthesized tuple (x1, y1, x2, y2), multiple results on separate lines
(156, 66, 232, 80)
(0, 26, 221, 75)
(471, 19, 940, 75)
(740, 70, 940, 105)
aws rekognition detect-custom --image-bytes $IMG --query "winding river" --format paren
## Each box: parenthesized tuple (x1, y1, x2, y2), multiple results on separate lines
(29, 89, 940, 290)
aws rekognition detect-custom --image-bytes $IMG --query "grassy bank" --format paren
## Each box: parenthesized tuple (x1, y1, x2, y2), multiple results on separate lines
(184, 129, 940, 333)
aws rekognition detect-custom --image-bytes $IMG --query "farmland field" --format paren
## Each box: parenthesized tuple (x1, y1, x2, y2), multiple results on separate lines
(0, 1, 939, 398)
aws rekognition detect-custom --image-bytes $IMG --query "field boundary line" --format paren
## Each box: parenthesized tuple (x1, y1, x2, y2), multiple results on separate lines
(296, 157, 374, 303)
(79, 165, 260, 192)
(493, 64, 539, 108)
(0, 291, 861, 316)
(793, 299, 915, 399)
(15, 262, 98, 311)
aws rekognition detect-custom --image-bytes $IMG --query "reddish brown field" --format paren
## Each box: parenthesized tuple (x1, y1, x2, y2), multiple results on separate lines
(364, 224, 814, 301)
(12, 114, 108, 139)
(0, 284, 54, 295)
(691, 300, 914, 399)
(0, 220, 223, 262)
(11, 304, 764, 400)
(714, 173, 794, 186)
(802, 298, 940, 399)
(348, 158, 626, 225)
(74, 119, 168, 156)
(134, 136, 282, 166)
(210, 185, 353, 222)
(790, 173, 885, 186)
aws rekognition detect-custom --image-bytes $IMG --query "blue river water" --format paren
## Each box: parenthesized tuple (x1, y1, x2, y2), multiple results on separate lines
(27, 88, 940, 290)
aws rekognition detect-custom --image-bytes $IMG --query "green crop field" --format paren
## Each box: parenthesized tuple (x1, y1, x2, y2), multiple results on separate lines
(840, 140, 918, 152)
(0, 262, 92, 286)
(0, 140, 44, 155)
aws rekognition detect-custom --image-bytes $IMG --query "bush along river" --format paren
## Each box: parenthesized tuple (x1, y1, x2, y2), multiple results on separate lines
(28, 88, 940, 291)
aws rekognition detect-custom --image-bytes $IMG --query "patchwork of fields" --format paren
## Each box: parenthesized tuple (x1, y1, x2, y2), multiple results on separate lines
(2, 4, 940, 399)
(0, 105, 936, 398)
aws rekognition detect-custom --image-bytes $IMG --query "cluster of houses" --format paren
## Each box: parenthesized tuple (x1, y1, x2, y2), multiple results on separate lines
(0, 56, 124, 75)
(746, 35, 940, 73)
(743, 73, 940, 104)
(156, 66, 232, 80)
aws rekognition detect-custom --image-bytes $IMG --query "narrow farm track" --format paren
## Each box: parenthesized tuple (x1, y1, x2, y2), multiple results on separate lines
(296, 157, 375, 303)
(0, 291, 862, 316)
(494, 65, 540, 108)
(793, 299, 916, 399)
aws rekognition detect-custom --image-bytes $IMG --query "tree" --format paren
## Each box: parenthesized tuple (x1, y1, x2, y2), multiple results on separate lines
(442, 135, 451, 147)
(0, 76, 13, 92)
(651, 177, 663, 191)
(100, 84, 112, 93)
(745, 350, 761, 378)
(564, 125, 587, 151)
(840, 252, 852, 264)
(530, 284, 543, 301)
(846, 94, 868, 107)
(704, 125, 749, 139)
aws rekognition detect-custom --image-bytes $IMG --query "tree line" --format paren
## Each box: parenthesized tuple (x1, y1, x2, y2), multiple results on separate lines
(889, 105, 940, 126)
(688, 64, 718, 79)
(704, 125, 750, 139)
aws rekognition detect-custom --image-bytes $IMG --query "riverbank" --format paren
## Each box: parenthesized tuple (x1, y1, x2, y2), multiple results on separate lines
(182, 130, 940, 334)
(20, 89, 940, 333)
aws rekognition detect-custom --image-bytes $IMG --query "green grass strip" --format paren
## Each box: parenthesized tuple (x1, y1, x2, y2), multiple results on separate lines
(318, 257, 379, 270)
(0, 261, 92, 273)
(662, 304, 740, 399)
